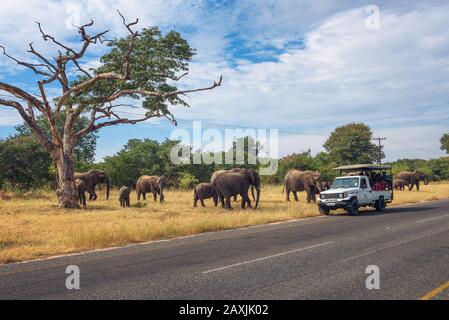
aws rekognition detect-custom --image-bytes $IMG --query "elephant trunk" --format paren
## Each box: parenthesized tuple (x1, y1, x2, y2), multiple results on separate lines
(105, 177, 110, 200)
(423, 177, 429, 185)
(254, 187, 260, 209)
(251, 185, 255, 202)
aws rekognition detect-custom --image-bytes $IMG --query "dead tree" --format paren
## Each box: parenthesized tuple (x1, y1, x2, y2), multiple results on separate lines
(0, 11, 222, 208)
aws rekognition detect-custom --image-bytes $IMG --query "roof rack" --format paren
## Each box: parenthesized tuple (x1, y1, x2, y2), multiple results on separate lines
(333, 164, 392, 171)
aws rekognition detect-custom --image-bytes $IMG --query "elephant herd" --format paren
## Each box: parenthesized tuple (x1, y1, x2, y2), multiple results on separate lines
(72, 169, 429, 209)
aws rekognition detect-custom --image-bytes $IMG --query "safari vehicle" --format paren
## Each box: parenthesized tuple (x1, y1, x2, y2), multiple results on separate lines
(317, 164, 393, 216)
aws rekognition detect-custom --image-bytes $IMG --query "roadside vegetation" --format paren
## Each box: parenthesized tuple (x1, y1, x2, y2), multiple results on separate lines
(1, 183, 449, 264)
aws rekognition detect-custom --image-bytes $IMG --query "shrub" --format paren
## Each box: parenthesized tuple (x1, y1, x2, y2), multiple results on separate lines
(178, 172, 199, 190)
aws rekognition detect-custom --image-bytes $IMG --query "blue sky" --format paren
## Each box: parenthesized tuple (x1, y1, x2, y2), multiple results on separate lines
(1, 0, 448, 161)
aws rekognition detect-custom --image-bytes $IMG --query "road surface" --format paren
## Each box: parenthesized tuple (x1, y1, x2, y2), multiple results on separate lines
(1, 199, 449, 300)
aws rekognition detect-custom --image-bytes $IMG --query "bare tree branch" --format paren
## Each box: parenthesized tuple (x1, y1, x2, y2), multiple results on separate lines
(117, 10, 139, 79)
(0, 45, 54, 77)
(0, 98, 54, 151)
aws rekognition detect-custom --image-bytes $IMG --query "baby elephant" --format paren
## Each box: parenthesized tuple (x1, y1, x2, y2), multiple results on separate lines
(394, 179, 408, 191)
(76, 179, 87, 208)
(194, 182, 218, 207)
(118, 186, 131, 207)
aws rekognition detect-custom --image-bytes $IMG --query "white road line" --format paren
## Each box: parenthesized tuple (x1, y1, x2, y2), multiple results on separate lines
(415, 215, 449, 224)
(202, 242, 333, 274)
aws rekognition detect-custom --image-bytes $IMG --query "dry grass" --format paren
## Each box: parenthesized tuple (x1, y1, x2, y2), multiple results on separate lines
(1, 183, 449, 264)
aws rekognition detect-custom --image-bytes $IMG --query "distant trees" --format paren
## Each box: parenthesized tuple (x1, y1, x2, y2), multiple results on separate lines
(0, 136, 53, 190)
(324, 123, 383, 165)
(441, 134, 449, 154)
(3, 122, 449, 192)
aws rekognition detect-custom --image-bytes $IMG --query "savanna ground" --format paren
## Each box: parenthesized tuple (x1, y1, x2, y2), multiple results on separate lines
(1, 183, 449, 264)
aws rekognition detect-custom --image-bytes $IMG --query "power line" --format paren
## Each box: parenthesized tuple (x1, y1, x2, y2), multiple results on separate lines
(373, 137, 387, 164)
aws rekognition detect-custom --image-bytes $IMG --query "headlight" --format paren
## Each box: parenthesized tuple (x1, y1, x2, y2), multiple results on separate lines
(338, 193, 344, 198)
(343, 192, 348, 198)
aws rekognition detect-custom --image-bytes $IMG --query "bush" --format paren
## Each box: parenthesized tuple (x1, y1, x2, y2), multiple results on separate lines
(178, 172, 199, 190)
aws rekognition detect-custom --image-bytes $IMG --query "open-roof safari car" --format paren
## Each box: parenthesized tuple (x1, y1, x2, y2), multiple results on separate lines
(318, 164, 393, 216)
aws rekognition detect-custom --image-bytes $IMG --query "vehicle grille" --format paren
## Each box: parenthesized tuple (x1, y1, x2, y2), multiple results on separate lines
(321, 193, 340, 199)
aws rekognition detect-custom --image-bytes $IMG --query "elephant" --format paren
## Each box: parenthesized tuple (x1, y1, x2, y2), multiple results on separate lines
(393, 179, 408, 191)
(210, 168, 256, 206)
(193, 182, 218, 207)
(395, 171, 429, 191)
(284, 170, 323, 203)
(212, 168, 260, 210)
(75, 179, 87, 208)
(74, 170, 110, 201)
(118, 186, 131, 207)
(136, 175, 167, 203)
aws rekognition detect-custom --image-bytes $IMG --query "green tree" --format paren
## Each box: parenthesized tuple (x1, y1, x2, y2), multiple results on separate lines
(15, 113, 98, 169)
(0, 136, 53, 190)
(440, 134, 449, 154)
(0, 12, 221, 208)
(324, 123, 383, 165)
(102, 139, 187, 187)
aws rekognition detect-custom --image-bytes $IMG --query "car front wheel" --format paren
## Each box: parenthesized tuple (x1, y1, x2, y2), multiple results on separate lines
(319, 207, 330, 215)
(347, 199, 359, 216)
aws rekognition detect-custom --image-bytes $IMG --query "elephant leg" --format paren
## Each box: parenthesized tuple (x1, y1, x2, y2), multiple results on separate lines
(408, 183, 414, 191)
(225, 197, 233, 210)
(310, 188, 317, 203)
(220, 195, 225, 208)
(213, 192, 218, 207)
(306, 190, 312, 204)
(81, 193, 86, 208)
(293, 191, 299, 202)
(142, 193, 146, 201)
(193, 197, 198, 207)
(233, 195, 238, 202)
(244, 193, 252, 209)
(285, 188, 290, 201)
(200, 199, 206, 207)
(153, 191, 157, 202)
(126, 198, 130, 207)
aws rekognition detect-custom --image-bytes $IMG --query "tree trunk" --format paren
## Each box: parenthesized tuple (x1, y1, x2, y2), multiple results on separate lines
(54, 148, 79, 209)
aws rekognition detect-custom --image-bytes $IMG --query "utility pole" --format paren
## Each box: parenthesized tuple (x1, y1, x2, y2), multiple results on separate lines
(373, 137, 386, 164)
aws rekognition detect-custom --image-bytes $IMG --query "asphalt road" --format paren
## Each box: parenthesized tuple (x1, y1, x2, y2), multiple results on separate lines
(1, 199, 449, 300)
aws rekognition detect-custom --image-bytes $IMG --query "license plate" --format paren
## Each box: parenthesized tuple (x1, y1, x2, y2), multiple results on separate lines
(327, 203, 336, 206)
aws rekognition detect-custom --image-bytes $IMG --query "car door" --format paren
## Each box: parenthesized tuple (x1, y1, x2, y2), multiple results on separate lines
(359, 177, 369, 204)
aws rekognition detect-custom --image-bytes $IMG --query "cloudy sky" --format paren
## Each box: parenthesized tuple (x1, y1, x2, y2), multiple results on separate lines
(0, 0, 448, 161)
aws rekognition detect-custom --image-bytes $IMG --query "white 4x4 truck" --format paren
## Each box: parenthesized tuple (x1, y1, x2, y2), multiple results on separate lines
(318, 164, 394, 216)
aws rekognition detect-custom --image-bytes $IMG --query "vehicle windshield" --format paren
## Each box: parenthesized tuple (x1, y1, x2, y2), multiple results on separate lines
(331, 177, 359, 189)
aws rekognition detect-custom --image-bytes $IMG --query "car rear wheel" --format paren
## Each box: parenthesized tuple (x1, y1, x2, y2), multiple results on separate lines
(347, 199, 359, 216)
(375, 196, 386, 212)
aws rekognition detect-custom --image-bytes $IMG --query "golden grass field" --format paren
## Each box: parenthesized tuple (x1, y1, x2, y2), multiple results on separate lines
(1, 183, 449, 264)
